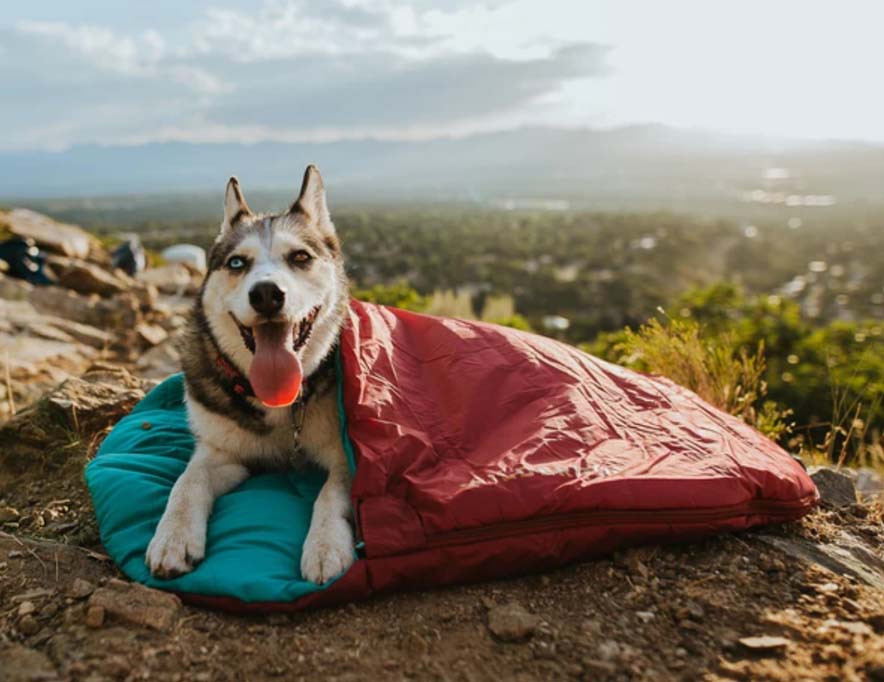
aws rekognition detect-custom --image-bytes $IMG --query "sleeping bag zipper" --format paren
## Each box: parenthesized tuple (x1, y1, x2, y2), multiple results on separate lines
(421, 493, 817, 550)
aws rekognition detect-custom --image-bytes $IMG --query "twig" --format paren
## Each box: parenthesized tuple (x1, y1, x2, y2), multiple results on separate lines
(71, 403, 80, 436)
(4, 351, 15, 415)
(7, 532, 47, 574)
(836, 403, 863, 470)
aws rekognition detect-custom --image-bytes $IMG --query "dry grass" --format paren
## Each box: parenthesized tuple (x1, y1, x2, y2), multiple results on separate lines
(800, 384, 884, 471)
(615, 314, 793, 440)
(613, 313, 884, 472)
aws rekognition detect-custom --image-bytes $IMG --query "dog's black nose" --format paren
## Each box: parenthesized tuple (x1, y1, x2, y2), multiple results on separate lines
(249, 282, 285, 317)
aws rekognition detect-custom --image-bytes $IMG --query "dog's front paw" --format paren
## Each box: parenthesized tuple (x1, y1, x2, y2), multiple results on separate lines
(300, 516, 354, 585)
(145, 516, 206, 579)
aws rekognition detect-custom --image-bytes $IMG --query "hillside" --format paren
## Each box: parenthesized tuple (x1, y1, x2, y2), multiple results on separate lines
(3, 126, 884, 209)
(2, 209, 884, 682)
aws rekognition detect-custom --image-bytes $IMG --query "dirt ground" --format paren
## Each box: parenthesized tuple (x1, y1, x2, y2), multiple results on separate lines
(3, 447, 884, 682)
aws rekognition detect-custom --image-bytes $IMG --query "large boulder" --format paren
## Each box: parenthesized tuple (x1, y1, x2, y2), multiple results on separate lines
(138, 263, 203, 296)
(0, 298, 114, 350)
(1, 208, 96, 260)
(161, 244, 207, 274)
(46, 256, 129, 297)
(0, 365, 146, 480)
(0, 297, 120, 418)
(136, 334, 182, 380)
(42, 316, 114, 350)
(810, 467, 857, 508)
(28, 285, 141, 329)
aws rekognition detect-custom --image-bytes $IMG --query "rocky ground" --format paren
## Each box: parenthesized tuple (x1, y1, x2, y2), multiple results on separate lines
(2, 210, 884, 681)
(0, 208, 199, 420)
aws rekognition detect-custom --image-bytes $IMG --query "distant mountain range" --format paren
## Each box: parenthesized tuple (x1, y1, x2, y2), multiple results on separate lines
(2, 125, 883, 212)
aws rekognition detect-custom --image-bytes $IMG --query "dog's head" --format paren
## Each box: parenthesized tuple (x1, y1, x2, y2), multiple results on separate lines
(200, 165, 347, 407)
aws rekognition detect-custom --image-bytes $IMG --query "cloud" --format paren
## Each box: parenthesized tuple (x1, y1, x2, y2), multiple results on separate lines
(16, 20, 173, 77)
(16, 19, 228, 95)
(212, 43, 608, 128)
(189, 1, 453, 61)
(3, 1, 610, 151)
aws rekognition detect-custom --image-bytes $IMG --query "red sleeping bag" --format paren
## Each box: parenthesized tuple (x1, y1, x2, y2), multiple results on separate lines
(291, 301, 817, 608)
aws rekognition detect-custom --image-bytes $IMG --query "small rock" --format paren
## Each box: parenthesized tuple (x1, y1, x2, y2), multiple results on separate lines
(636, 610, 655, 623)
(11, 589, 53, 603)
(88, 579, 181, 632)
(850, 503, 869, 518)
(48, 256, 128, 297)
(582, 658, 617, 676)
(677, 601, 705, 621)
(719, 628, 741, 651)
(402, 631, 429, 656)
(17, 601, 36, 617)
(487, 602, 539, 642)
(85, 605, 106, 628)
(821, 619, 873, 636)
(531, 640, 556, 659)
(138, 263, 201, 295)
(0, 506, 20, 523)
(597, 639, 623, 662)
(763, 556, 787, 573)
(613, 547, 651, 579)
(583, 618, 602, 636)
(161, 244, 207, 274)
(136, 322, 169, 347)
(18, 614, 40, 636)
(856, 467, 884, 501)
(810, 468, 857, 508)
(69, 578, 95, 599)
(738, 635, 790, 655)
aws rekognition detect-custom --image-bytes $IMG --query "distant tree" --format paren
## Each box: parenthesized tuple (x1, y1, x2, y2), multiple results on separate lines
(352, 282, 427, 311)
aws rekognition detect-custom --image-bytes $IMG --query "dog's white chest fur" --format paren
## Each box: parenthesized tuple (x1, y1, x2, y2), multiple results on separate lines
(187, 394, 297, 461)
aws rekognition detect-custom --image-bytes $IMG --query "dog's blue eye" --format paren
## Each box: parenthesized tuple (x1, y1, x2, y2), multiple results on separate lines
(227, 256, 246, 271)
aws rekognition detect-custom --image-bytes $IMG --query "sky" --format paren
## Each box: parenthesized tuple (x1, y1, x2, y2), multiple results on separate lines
(2, 0, 884, 152)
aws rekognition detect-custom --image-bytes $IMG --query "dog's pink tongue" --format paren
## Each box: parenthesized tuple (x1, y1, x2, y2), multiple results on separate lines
(248, 322, 303, 407)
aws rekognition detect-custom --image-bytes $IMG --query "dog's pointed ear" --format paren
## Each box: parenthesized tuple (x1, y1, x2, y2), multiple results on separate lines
(291, 165, 330, 224)
(222, 177, 252, 233)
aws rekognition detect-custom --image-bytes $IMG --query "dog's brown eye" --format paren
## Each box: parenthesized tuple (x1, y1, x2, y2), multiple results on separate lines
(288, 250, 312, 266)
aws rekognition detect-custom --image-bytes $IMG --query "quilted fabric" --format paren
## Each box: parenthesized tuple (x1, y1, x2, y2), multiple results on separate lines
(86, 300, 817, 610)
(85, 374, 338, 603)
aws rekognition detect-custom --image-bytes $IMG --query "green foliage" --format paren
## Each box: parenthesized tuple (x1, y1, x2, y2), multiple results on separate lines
(33, 200, 884, 463)
(66, 203, 884, 347)
(591, 283, 884, 457)
(486, 314, 534, 332)
(601, 316, 793, 440)
(352, 281, 427, 311)
(352, 284, 533, 331)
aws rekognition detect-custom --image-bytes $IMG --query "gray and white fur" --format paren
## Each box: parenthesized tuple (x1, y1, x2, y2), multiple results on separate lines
(146, 165, 355, 585)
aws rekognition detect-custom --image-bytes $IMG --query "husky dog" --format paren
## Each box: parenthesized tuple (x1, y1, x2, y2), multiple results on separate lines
(146, 166, 355, 585)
